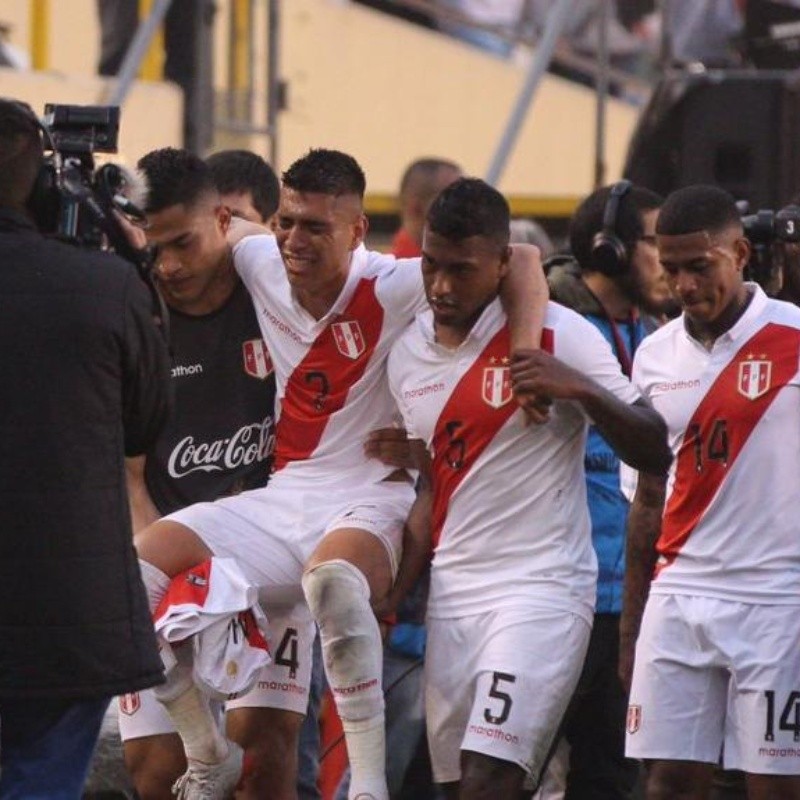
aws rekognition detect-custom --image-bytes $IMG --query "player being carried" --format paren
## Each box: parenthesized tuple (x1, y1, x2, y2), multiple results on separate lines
(134, 149, 547, 799)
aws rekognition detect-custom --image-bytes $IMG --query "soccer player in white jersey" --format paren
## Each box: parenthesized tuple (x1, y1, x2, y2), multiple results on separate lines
(385, 178, 671, 800)
(133, 149, 548, 799)
(620, 185, 800, 800)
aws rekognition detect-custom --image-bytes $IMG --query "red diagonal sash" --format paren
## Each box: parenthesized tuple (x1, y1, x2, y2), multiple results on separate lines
(658, 322, 800, 573)
(430, 327, 554, 548)
(273, 278, 383, 470)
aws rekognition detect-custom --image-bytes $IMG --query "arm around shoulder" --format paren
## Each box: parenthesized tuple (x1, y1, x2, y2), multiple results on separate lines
(500, 243, 548, 353)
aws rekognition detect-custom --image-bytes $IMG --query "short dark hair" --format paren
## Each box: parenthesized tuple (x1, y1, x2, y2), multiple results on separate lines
(569, 183, 663, 272)
(137, 147, 217, 213)
(656, 185, 742, 237)
(399, 157, 462, 198)
(426, 177, 510, 248)
(205, 149, 280, 221)
(282, 149, 366, 199)
(0, 99, 43, 205)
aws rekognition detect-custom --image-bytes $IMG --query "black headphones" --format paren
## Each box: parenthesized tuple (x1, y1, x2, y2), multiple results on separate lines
(591, 179, 632, 277)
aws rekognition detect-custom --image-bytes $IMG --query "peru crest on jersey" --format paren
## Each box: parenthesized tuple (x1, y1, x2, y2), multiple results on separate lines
(242, 339, 273, 379)
(482, 364, 512, 409)
(737, 357, 771, 400)
(331, 321, 366, 360)
(119, 692, 141, 716)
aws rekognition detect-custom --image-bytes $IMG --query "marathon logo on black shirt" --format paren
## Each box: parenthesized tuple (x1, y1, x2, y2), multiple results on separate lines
(172, 362, 203, 378)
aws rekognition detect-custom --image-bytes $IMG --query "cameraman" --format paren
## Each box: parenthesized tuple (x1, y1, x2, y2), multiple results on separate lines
(0, 98, 171, 798)
(743, 204, 800, 306)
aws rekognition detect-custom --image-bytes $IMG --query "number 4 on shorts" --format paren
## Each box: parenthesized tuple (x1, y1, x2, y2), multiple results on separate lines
(274, 627, 300, 680)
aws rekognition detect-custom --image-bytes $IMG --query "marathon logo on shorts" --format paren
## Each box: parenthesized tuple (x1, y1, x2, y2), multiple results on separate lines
(331, 321, 366, 360)
(482, 365, 512, 409)
(119, 693, 141, 716)
(243, 339, 273, 380)
(738, 357, 772, 400)
(627, 704, 642, 734)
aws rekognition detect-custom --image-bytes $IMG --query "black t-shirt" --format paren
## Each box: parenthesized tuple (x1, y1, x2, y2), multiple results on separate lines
(145, 280, 276, 514)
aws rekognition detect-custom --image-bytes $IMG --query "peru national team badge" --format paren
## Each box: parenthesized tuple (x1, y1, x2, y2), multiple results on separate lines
(332, 321, 366, 360)
(243, 339, 273, 379)
(119, 692, 141, 716)
(482, 366, 512, 409)
(626, 704, 641, 734)
(738, 358, 772, 400)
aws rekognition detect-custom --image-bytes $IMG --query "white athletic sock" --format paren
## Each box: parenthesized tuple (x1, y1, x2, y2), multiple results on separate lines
(139, 559, 170, 615)
(341, 715, 388, 800)
(164, 684, 229, 765)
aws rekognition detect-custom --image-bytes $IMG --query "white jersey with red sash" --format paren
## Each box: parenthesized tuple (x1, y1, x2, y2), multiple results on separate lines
(632, 284, 800, 603)
(388, 299, 640, 621)
(233, 235, 425, 488)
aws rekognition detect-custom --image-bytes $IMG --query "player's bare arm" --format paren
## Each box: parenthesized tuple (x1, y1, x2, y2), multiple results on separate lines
(372, 440, 432, 620)
(509, 348, 671, 474)
(225, 215, 270, 247)
(499, 243, 551, 423)
(125, 455, 161, 534)
(618, 470, 666, 692)
(499, 243, 547, 353)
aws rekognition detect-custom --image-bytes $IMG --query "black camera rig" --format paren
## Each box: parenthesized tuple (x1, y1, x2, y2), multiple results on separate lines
(28, 103, 152, 272)
(27, 103, 166, 334)
(741, 204, 800, 287)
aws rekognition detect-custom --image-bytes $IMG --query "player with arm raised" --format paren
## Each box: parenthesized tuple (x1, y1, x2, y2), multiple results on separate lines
(387, 178, 670, 800)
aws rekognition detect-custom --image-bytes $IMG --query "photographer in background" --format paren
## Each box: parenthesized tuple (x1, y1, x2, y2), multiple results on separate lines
(544, 181, 672, 799)
(0, 98, 171, 799)
(743, 204, 800, 306)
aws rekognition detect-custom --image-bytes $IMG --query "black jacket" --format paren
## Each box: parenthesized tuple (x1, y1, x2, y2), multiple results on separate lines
(0, 208, 171, 699)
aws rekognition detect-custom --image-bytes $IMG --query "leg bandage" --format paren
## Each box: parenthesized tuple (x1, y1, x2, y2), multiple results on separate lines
(302, 560, 384, 721)
(303, 560, 387, 800)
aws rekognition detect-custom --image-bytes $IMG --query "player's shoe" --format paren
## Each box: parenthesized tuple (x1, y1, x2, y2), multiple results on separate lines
(171, 744, 242, 799)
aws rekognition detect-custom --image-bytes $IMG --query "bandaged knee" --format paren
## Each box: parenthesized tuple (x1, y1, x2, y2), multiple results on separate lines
(302, 560, 384, 722)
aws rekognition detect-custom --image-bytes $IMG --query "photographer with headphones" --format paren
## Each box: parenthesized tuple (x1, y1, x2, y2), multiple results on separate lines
(0, 98, 171, 799)
(544, 181, 674, 799)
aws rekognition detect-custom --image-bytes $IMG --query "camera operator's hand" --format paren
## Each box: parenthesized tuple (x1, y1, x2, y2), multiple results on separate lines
(112, 209, 148, 251)
(227, 216, 269, 247)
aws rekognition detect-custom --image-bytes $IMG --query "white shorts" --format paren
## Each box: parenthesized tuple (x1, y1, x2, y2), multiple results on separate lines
(626, 593, 800, 774)
(118, 603, 316, 742)
(165, 477, 414, 606)
(425, 605, 591, 784)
